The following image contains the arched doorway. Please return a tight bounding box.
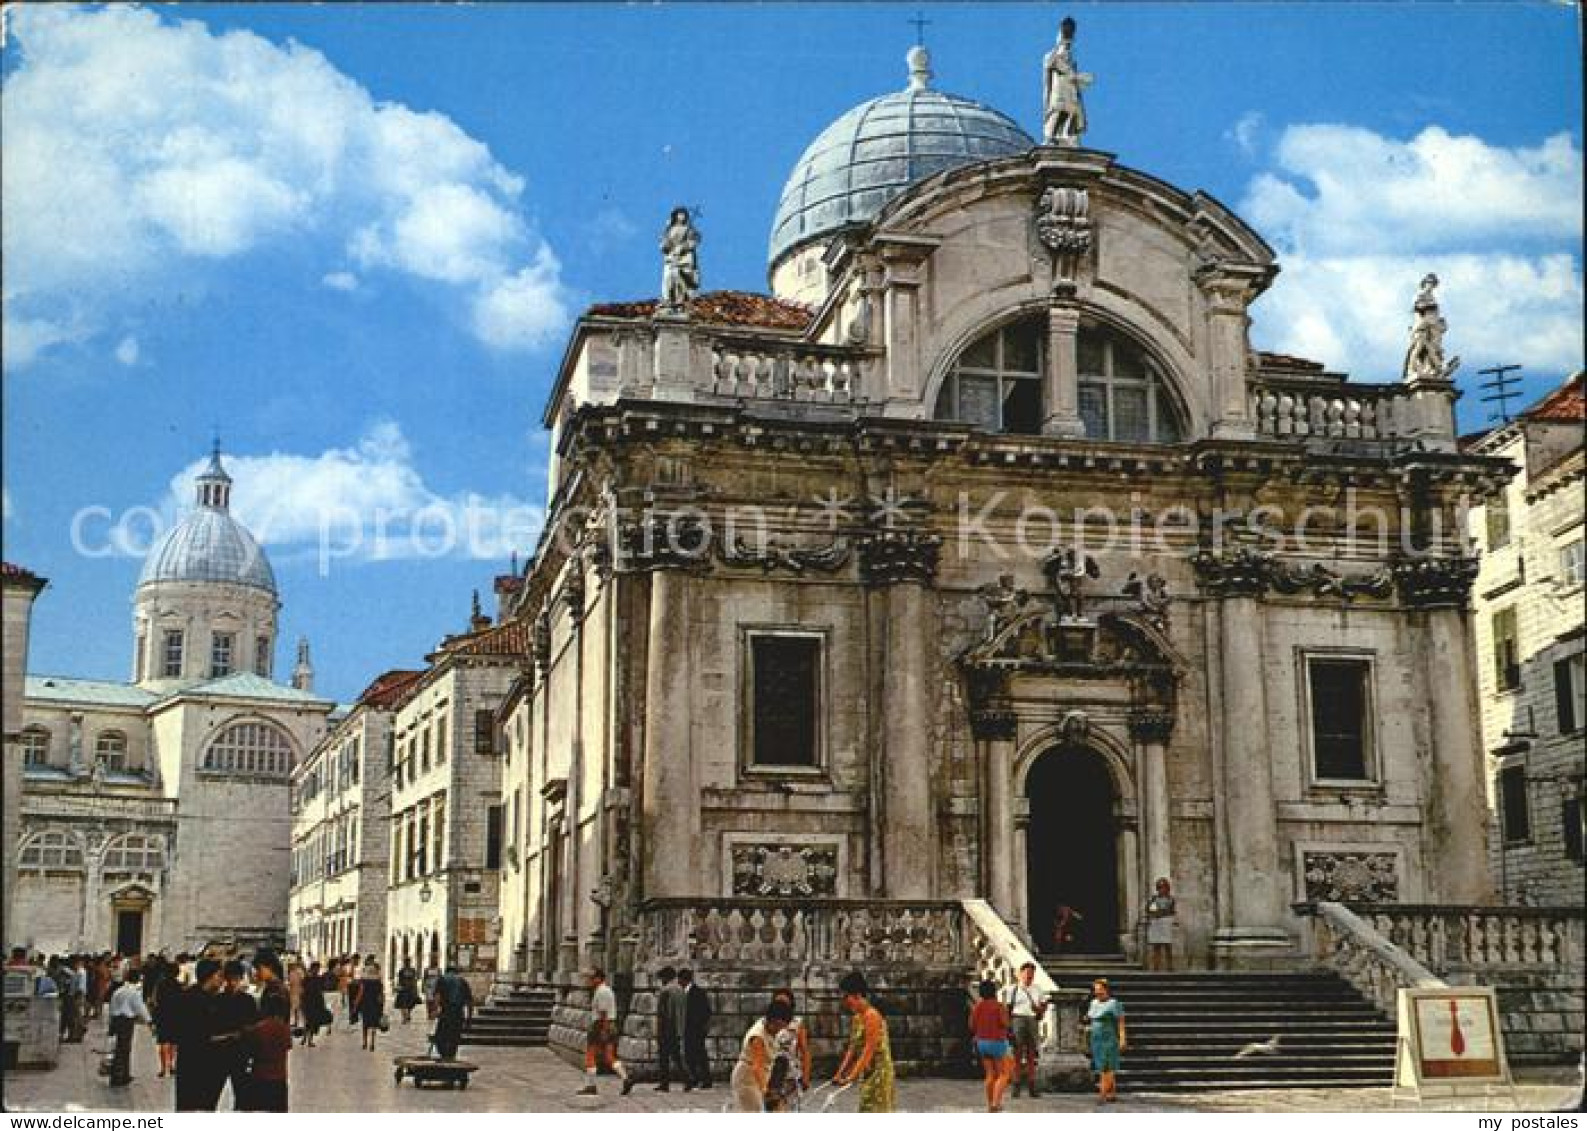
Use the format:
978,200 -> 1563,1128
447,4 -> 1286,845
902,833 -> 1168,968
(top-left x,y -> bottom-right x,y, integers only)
1025,748 -> 1120,955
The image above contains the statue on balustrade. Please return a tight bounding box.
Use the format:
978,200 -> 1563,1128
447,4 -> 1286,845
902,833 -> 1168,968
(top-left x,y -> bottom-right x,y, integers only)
660,207 -> 701,311
1402,273 -> 1460,383
1043,17 -> 1092,146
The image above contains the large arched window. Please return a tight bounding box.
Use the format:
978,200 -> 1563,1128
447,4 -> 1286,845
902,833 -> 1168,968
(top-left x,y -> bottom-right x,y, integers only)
19,830 -> 84,871
95,730 -> 129,772
20,726 -> 51,767
202,719 -> 294,777
935,317 -> 1184,442
103,833 -> 164,873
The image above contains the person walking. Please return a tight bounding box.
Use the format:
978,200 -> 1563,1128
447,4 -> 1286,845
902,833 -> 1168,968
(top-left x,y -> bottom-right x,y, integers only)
336,957 -> 355,1027
1004,962 -> 1047,1098
833,971 -> 895,1113
576,968 -> 634,1097
106,969 -> 153,1087
1085,978 -> 1127,1103
768,988 -> 812,1111
353,958 -> 385,1051
394,960 -> 421,1024
430,965 -> 475,1060
215,959 -> 260,1110
679,968 -> 713,1091
1144,878 -> 1177,972
286,957 -> 304,1030
172,959 -> 228,1111
970,979 -> 1014,1112
241,991 -> 292,1112
299,962 -> 330,1047
730,999 -> 794,1112
145,958 -> 180,1078
653,966 -> 687,1092
421,960 -> 442,1020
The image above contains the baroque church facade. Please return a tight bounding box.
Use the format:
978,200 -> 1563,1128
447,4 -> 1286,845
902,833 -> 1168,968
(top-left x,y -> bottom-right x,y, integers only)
491,27 -> 1505,1017
9,449 -> 334,956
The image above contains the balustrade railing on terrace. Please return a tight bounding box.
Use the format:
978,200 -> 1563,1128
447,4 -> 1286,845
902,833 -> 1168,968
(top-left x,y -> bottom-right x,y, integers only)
1295,901 -> 1445,1015
707,338 -> 873,404
1251,378 -> 1415,441
635,898 -> 966,969
1347,904 -> 1585,975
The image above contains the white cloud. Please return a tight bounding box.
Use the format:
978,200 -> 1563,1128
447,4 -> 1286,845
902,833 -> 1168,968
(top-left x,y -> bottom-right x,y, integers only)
162,420 -> 546,565
2,5 -> 570,371
472,247 -> 568,351
1243,124 -> 1584,379
1227,111 -> 1265,158
114,336 -> 140,366
320,271 -> 359,292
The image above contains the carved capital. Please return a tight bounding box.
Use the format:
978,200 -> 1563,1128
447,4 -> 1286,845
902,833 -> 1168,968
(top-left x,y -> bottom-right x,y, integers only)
532,610 -> 552,674
1035,186 -> 1092,292
970,708 -> 1018,742
616,513 -> 712,572
1189,547 -> 1272,598
1127,710 -> 1175,745
857,528 -> 941,586
1393,554 -> 1480,610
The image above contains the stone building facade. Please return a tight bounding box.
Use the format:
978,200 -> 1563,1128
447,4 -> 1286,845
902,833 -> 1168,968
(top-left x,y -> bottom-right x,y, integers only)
288,669 -> 419,961
1469,374 -> 1585,905
3,562 -> 49,933
384,611 -> 521,988
491,33 -> 1508,1050
9,450 -> 334,955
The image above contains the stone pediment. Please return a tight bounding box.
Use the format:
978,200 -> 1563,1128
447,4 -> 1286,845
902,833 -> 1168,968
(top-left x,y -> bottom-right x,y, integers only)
960,603 -> 1182,678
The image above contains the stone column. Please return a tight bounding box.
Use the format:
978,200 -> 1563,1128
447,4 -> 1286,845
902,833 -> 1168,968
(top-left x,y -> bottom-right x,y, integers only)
1196,267 -> 1265,440
1043,301 -> 1086,437
640,568 -> 699,899
973,704 -> 1019,919
861,530 -> 941,900
1129,712 -> 1174,892
1400,558 -> 1492,902
1117,816 -> 1141,958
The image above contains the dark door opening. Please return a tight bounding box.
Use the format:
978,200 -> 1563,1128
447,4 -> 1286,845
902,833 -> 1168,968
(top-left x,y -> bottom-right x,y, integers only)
1025,748 -> 1120,954
115,908 -> 144,955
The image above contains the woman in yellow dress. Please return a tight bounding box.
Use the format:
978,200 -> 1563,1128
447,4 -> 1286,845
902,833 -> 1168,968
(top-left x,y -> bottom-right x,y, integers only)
833,971 -> 895,1113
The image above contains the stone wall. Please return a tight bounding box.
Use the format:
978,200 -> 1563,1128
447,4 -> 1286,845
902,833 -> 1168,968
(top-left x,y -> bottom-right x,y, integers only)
1482,969 -> 1586,1064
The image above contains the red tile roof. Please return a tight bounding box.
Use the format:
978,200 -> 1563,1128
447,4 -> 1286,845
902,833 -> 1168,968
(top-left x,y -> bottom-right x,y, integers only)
1,561 -> 45,587
1256,351 -> 1328,373
494,574 -> 524,595
1524,372 -> 1585,422
586,290 -> 814,332
356,669 -> 424,709
437,617 -> 533,658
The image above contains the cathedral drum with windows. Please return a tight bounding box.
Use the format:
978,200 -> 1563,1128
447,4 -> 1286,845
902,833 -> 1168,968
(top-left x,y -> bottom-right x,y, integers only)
493,27 -> 1512,1074
10,448 -> 333,956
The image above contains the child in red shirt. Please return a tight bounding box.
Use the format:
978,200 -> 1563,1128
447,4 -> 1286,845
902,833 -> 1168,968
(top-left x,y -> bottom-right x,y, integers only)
243,993 -> 292,1112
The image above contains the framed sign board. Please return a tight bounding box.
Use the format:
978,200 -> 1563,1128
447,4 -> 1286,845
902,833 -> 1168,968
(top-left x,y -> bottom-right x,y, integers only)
1394,987 -> 1514,1100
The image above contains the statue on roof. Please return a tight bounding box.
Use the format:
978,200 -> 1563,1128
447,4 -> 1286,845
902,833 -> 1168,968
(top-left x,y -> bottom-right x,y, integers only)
1402,273 -> 1460,384
1043,17 -> 1093,147
660,207 -> 701,312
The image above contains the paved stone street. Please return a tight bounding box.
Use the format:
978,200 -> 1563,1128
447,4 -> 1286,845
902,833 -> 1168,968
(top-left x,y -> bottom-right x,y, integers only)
7,1015 -> 1581,1114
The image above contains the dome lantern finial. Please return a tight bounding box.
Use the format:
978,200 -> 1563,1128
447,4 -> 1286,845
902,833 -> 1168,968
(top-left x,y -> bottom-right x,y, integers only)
906,44 -> 932,91
195,440 -> 233,511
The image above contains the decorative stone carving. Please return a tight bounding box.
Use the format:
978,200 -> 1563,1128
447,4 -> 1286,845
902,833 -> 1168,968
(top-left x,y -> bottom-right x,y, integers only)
976,574 -> 1033,645
659,207 -> 700,312
1302,850 -> 1400,903
1393,554 -> 1480,609
1401,273 -> 1460,385
1267,561 -> 1395,601
1189,547 -> 1271,598
729,842 -> 840,898
561,566 -> 586,617
1043,547 -> 1100,620
716,532 -> 851,574
532,610 -> 552,674
857,529 -> 941,586
970,707 -> 1018,742
1121,572 -> 1171,629
1042,17 -> 1092,147
1127,710 -> 1175,744
1057,710 -> 1091,746
617,513 -> 711,571
1190,548 -> 1397,602
1035,186 -> 1091,289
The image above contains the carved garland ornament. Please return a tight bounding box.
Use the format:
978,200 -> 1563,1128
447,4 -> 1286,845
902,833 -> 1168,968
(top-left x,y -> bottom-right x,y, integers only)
730,842 -> 839,898
1035,186 -> 1092,290
716,533 -> 851,575
1190,548 -> 1455,605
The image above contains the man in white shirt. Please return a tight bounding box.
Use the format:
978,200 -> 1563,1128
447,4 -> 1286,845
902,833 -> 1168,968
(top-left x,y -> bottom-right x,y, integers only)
577,968 -> 634,1097
107,969 -> 153,1087
1004,963 -> 1047,1099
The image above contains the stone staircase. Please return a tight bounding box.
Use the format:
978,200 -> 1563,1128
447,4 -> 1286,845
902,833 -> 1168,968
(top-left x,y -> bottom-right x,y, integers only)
1042,964 -> 1397,1092
461,981 -> 555,1048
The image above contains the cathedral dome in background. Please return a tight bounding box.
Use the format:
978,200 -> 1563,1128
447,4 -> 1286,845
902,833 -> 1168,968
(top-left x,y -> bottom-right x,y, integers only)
768,46 -> 1035,270
137,447 -> 277,595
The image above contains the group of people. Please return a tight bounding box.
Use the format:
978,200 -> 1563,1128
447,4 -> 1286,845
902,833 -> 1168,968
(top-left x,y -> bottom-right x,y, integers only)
971,963 -> 1127,1110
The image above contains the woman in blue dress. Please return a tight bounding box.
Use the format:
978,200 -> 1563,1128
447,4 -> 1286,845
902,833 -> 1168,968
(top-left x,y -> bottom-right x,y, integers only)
1085,978 -> 1126,1102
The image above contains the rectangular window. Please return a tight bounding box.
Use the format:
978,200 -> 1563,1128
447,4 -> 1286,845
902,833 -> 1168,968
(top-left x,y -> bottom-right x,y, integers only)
162,630 -> 185,678
474,709 -> 495,754
1308,658 -> 1372,781
750,635 -> 821,769
421,728 -> 431,772
1563,799 -> 1584,863
436,715 -> 449,762
1561,540 -> 1586,586
1485,492 -> 1511,550
1492,607 -> 1520,692
209,632 -> 234,678
1556,654 -> 1585,735
485,804 -> 504,870
254,635 -> 271,677
1499,765 -> 1530,843
431,798 -> 446,873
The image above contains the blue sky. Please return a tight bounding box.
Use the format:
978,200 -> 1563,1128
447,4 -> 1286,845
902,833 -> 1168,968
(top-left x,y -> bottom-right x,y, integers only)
3,3 -> 1582,701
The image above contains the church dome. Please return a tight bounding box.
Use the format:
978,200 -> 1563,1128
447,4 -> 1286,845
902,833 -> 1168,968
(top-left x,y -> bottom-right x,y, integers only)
138,448 -> 276,595
768,46 -> 1035,269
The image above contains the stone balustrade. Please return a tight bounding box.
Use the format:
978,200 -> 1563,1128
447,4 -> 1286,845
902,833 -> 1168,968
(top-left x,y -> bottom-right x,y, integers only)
1296,900 -> 1445,1015
1251,379 -> 1413,441
636,897 -> 966,969
708,339 -> 871,403
1349,904 -> 1585,975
